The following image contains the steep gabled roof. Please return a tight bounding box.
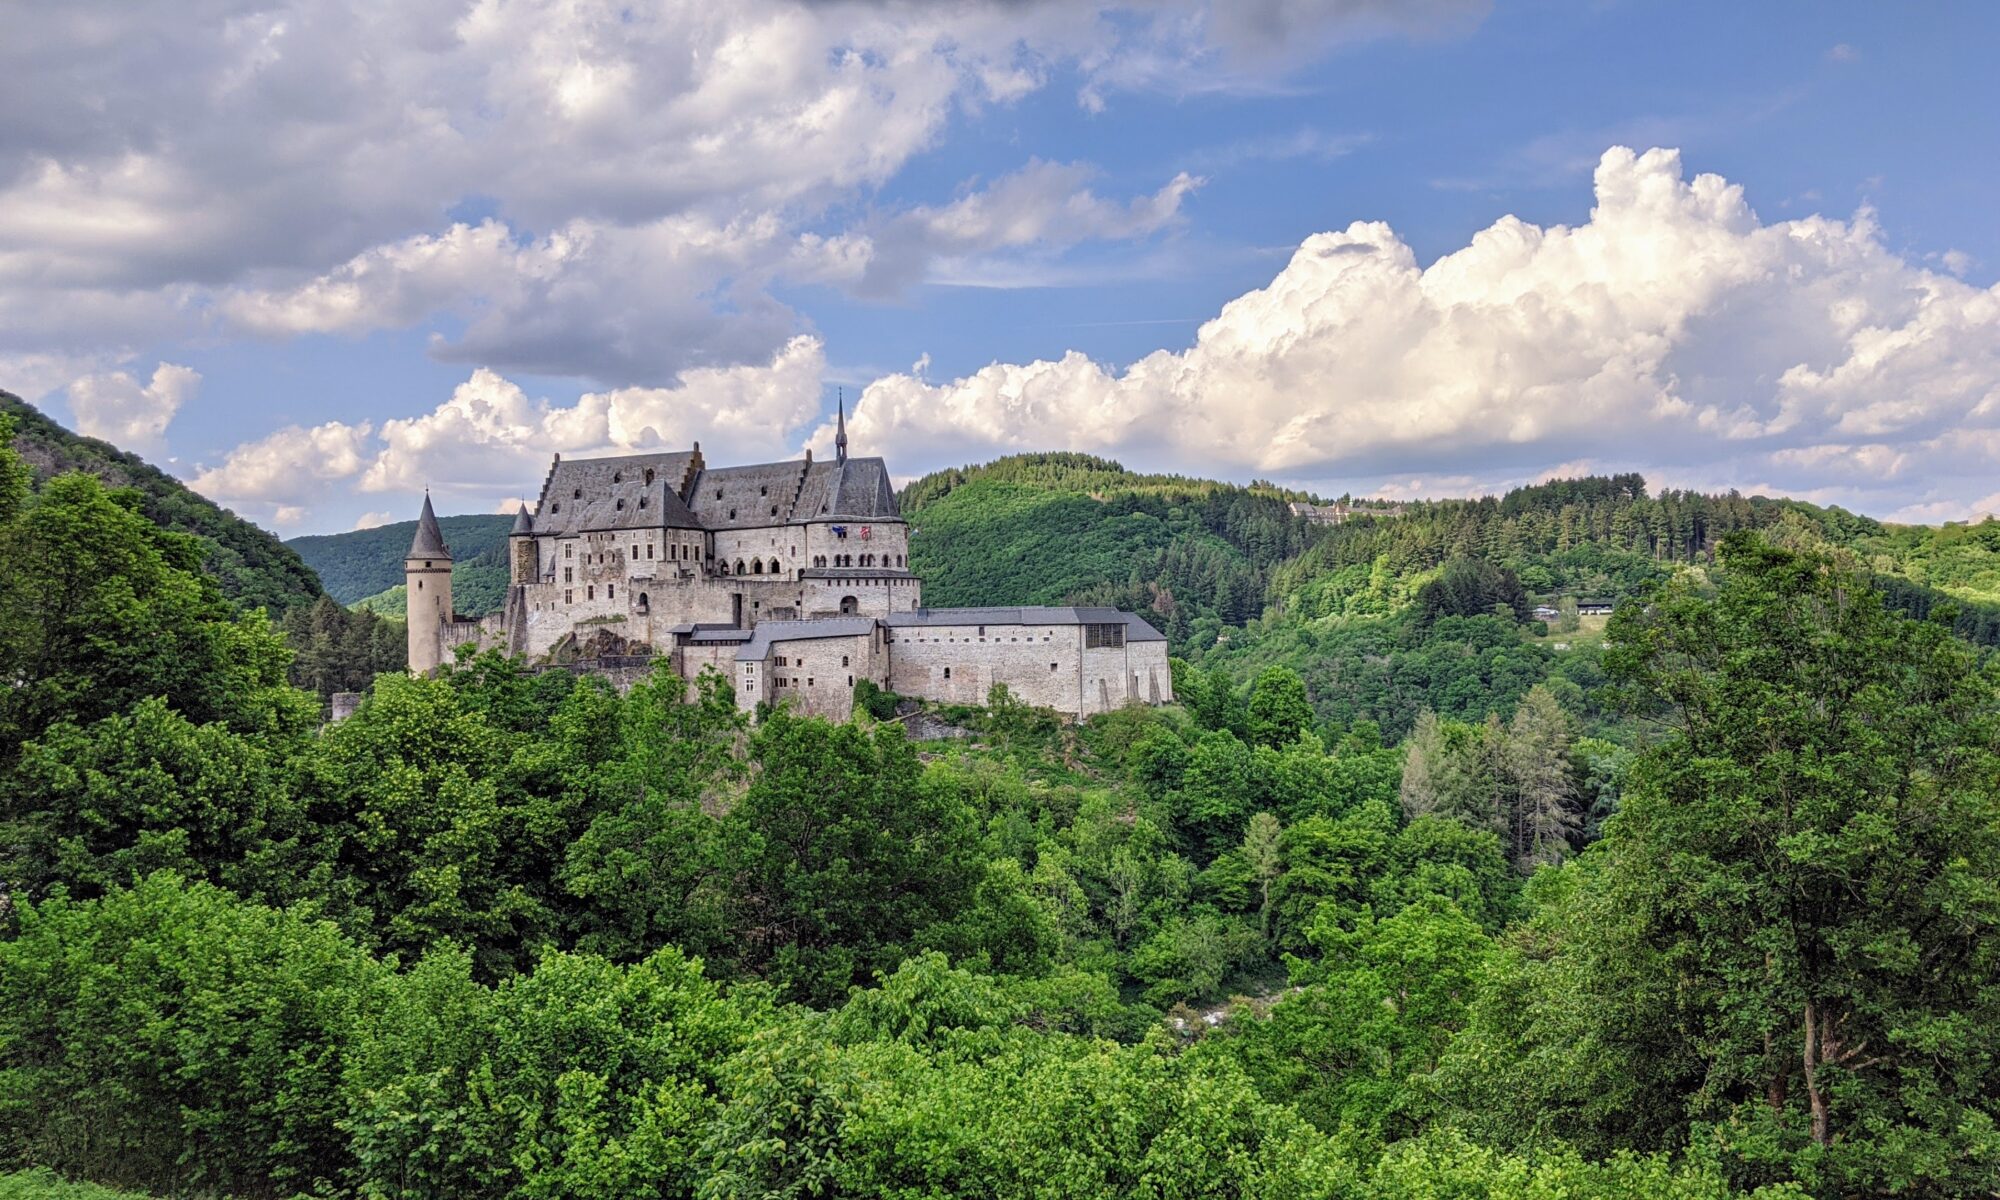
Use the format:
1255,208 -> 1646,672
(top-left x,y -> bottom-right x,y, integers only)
687,459 -> 811,529
407,494 -> 451,559
533,452 -> 701,536
793,456 -> 899,521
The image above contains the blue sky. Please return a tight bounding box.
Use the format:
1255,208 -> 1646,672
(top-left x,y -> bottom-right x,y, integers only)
5,0 -> 1997,533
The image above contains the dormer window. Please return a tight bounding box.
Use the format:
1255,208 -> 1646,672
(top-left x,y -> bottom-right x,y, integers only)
638,496 -> 648,508
550,501 -> 560,513
759,485 -> 767,496
612,471 -> 622,483
615,499 -> 625,510
645,469 -> 655,485
716,488 -> 723,499
728,508 -> 736,519
573,487 -> 582,499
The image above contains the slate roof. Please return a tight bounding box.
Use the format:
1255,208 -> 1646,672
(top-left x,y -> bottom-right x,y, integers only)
520,450 -> 901,537
668,623 -> 755,644
799,567 -> 918,580
510,503 -> 534,535
533,452 -> 702,536
794,457 -> 900,521
408,494 -> 451,558
687,459 -> 810,529
882,606 -> 1167,642
733,617 -> 881,662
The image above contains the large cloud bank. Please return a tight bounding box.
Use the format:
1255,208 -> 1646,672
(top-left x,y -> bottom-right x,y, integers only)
0,0 -> 1448,390
192,147 -> 2000,528
824,147 -> 2000,522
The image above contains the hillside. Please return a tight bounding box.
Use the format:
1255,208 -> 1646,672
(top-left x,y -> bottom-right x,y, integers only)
1,391 -> 324,613
288,513 -> 514,613
903,453 -> 1324,648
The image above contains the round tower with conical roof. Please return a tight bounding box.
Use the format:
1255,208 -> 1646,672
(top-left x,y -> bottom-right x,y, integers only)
508,501 -> 537,585
405,492 -> 453,674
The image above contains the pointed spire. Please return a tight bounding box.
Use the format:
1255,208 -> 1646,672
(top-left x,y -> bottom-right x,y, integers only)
407,491 -> 452,559
835,387 -> 848,464
510,500 -> 534,536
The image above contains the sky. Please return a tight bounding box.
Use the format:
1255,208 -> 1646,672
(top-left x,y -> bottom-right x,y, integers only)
5,0 -> 1999,535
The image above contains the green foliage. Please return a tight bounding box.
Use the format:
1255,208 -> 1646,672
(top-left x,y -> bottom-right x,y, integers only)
2,392 -> 323,613
0,875 -> 387,1197
1246,664 -> 1313,748
0,468 -> 312,759
280,592 -> 407,701
730,712 -> 981,1004
852,675 -> 899,720
0,1170 -> 165,1200
901,453 -> 1321,647
5,427 -> 1998,1200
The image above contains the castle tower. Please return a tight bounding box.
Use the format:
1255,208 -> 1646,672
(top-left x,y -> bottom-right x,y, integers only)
405,492 -> 453,675
508,502 -> 536,585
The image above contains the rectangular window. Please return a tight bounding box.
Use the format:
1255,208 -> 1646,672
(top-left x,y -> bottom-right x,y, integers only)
564,589 -> 572,604
841,655 -> 849,666
607,585 -> 614,599
807,678 -> 814,688
1084,623 -> 1125,649
943,667 -> 951,679
587,585 -> 595,600
566,543 -> 573,558
647,544 -> 654,559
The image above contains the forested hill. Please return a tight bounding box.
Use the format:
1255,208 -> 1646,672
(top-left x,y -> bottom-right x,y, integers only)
288,513 -> 514,613
903,453 -> 1323,644
0,391 -> 323,613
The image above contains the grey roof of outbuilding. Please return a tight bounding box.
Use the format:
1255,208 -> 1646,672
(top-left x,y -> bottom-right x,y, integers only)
408,494 -> 451,558
671,623 -> 754,644
882,606 -> 1167,642
799,567 -> 918,580
533,452 -> 702,536
733,617 -> 881,662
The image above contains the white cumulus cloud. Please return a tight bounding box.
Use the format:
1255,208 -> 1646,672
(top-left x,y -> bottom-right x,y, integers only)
64,362 -> 199,457
816,147 -> 2000,518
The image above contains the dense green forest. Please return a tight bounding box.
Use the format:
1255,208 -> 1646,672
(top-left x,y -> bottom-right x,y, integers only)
288,512 -> 514,612
0,396 -> 404,706
2,410 -> 1997,1198
1,392 -> 324,613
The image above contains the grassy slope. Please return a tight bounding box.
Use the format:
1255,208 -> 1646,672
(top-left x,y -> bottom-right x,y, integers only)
288,513 -> 514,613
2,391 -> 324,613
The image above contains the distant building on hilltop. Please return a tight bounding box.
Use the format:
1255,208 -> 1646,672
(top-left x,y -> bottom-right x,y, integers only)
1287,500 -> 1410,525
405,411 -> 1171,721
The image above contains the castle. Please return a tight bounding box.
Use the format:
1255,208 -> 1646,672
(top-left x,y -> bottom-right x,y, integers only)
404,411 -> 1173,721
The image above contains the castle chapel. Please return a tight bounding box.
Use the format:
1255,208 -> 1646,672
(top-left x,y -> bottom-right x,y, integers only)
405,413 -> 1172,721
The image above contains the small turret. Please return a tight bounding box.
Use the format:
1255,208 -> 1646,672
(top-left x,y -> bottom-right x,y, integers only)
508,501 -> 538,585
404,492 -> 454,675
835,388 -> 848,465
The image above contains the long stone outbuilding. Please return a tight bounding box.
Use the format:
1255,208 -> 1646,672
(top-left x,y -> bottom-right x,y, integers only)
404,414 -> 1172,721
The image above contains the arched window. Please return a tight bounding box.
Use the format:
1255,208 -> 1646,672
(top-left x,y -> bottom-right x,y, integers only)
839,595 -> 858,615
644,468 -> 655,485
768,558 -> 780,575
751,559 -> 763,575
735,559 -> 747,575
717,560 -> 730,576
637,592 -> 649,610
